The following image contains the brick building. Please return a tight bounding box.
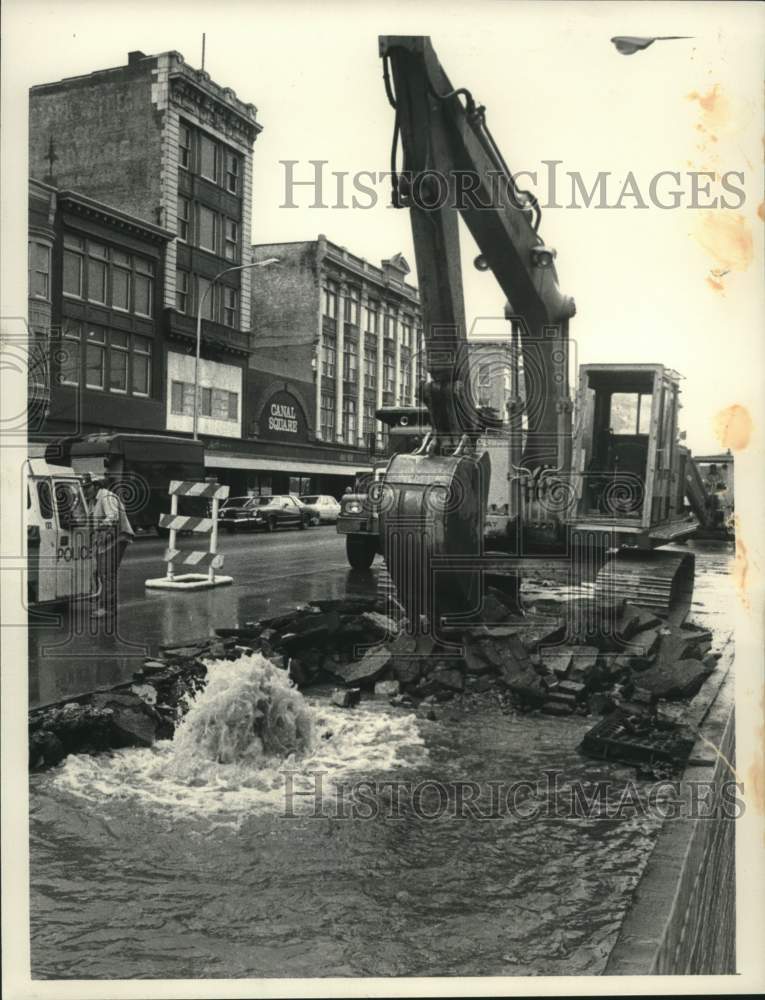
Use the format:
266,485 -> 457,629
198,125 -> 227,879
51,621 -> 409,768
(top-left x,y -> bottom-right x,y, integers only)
29,49 -> 261,446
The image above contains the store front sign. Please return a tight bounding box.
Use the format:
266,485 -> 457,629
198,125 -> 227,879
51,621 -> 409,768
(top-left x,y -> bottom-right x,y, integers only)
259,390 -> 308,442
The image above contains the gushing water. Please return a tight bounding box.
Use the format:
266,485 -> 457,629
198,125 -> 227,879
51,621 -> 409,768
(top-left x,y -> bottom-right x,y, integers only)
172,654 -> 314,765
49,653 -> 426,817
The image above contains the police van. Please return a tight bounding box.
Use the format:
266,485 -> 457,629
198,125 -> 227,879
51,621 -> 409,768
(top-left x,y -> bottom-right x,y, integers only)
26,458 -> 98,606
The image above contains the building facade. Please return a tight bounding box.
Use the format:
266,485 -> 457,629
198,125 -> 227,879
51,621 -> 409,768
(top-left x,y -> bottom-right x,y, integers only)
29,49 -> 261,446
28,183 -> 173,443
244,236 -> 424,480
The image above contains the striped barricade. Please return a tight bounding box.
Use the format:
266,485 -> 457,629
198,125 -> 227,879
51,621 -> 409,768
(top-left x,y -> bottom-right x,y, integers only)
145,479 -> 233,592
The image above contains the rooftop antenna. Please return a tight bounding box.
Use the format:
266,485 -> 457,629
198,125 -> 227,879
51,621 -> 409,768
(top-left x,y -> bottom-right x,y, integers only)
201,33 -> 206,71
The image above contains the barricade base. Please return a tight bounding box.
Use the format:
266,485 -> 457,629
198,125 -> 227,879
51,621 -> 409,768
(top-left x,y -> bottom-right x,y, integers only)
144,574 -> 234,591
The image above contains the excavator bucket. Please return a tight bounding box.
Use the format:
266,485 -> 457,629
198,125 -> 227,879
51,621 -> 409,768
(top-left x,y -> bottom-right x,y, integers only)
378,449 -> 491,632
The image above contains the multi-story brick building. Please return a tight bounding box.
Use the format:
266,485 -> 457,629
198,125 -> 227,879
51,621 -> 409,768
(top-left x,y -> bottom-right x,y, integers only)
27,182 -> 173,441
216,236 -> 424,495
29,49 -> 261,445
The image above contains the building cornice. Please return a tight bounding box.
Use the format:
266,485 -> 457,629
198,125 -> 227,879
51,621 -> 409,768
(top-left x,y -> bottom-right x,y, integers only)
58,191 -> 175,245
169,61 -> 262,146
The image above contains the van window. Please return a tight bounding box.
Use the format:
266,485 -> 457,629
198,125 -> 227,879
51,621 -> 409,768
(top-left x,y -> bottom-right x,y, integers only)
54,481 -> 87,529
37,481 -> 53,520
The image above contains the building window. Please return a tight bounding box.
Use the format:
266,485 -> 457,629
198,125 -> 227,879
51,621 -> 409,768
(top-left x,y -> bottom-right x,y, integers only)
222,286 -> 238,328
198,276 -> 214,321
87,241 -> 108,304
320,392 -> 335,439
171,381 -> 238,422
322,336 -> 336,378
343,397 -> 357,441
176,270 -> 189,313
198,205 -> 217,253
343,338 -> 357,381
59,324 -> 81,386
323,281 -> 338,319
134,257 -> 153,317
133,335 -> 151,396
63,235 -> 84,298
364,349 -> 376,390
383,308 -> 394,341
401,318 -> 413,348
199,133 -> 218,182
225,151 -> 240,194
109,330 -> 129,393
365,301 -> 379,334
85,326 -> 106,389
177,196 -> 190,242
224,219 -> 239,261
29,242 -> 50,299
383,353 -> 395,393
363,401 -> 376,436
111,250 -> 131,311
401,363 -> 411,403
344,286 -> 360,325
179,123 -> 192,169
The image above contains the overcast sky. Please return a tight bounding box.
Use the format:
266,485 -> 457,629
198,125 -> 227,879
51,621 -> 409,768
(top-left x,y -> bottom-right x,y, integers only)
3,0 -> 763,453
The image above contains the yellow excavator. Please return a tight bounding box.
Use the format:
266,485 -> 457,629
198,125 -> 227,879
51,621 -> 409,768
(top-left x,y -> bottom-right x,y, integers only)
376,36 -> 697,633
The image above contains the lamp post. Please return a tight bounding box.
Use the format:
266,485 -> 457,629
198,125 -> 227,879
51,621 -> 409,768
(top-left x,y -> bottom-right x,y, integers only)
193,257 -> 279,440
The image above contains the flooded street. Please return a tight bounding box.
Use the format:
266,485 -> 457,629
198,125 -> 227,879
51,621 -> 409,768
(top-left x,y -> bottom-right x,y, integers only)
29,540 -> 735,979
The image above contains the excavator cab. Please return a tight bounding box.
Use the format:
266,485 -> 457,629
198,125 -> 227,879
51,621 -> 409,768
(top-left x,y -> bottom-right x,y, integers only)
569,364 -> 697,618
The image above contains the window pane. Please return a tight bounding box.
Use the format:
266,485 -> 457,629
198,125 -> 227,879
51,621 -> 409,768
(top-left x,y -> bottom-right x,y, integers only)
200,135 -> 217,181
133,353 -> 150,395
176,270 -> 188,313
171,381 -> 184,414
60,333 -> 80,385
88,258 -> 107,303
182,384 -> 196,415
89,241 -> 108,259
198,276 -> 214,320
112,250 -> 130,267
86,336 -> 104,389
177,197 -> 189,241
64,233 -> 84,250
63,251 -> 82,296
638,393 -> 652,435
112,267 -> 130,310
110,346 -> 128,392
227,392 -> 238,420
610,393 -> 639,435
201,387 -> 212,416
134,273 -> 152,315
37,481 -> 53,520
111,330 -> 128,349
198,206 -> 216,252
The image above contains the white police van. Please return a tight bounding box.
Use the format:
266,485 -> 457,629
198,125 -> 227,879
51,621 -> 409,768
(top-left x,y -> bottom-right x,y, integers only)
26,458 -> 98,606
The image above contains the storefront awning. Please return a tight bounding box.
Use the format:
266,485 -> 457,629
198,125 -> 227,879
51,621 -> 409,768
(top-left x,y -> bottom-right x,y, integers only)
205,454 -> 372,476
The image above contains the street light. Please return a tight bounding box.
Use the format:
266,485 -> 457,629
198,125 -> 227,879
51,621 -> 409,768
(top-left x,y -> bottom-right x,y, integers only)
193,257 -> 280,440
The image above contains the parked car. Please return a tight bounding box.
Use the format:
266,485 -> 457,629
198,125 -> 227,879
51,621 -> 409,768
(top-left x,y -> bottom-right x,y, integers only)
299,494 -> 342,525
218,496 -> 260,532
219,494 -> 312,532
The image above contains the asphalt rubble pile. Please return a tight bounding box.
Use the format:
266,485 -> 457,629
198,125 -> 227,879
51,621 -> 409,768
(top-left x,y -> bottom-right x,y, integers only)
29,587 -> 722,775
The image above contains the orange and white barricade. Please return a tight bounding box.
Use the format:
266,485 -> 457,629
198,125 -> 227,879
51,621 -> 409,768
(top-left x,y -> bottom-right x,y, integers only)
145,480 -> 233,591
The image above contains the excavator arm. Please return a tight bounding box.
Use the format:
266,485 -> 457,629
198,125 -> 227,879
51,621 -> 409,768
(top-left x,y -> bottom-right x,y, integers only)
380,35 -> 575,465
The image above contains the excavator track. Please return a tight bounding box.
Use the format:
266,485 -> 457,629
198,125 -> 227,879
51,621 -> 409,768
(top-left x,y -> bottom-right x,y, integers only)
594,549 -> 695,622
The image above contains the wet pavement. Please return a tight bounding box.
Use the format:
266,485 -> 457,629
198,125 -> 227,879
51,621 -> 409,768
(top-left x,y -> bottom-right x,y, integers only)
29,526 -> 368,707
27,538 -> 736,979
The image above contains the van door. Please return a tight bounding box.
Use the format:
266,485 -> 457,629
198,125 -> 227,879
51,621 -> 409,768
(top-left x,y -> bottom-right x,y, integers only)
52,479 -> 96,602
30,478 -> 59,604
